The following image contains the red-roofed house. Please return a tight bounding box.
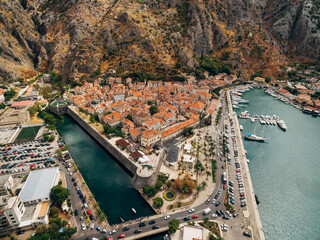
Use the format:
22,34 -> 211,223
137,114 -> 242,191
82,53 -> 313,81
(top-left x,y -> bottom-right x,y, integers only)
102,112 -> 123,127
11,101 -> 34,109
189,101 -> 206,113
140,129 -> 161,147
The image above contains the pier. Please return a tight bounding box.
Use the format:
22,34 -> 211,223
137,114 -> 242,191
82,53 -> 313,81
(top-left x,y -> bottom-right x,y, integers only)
237,111 -> 287,130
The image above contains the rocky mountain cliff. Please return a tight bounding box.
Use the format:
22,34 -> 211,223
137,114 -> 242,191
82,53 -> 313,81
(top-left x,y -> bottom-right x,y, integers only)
0,0 -> 319,82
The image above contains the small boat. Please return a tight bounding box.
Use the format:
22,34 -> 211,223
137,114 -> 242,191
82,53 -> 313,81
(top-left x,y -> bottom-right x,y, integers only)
250,118 -> 255,123
164,234 -> 170,240
120,217 -> 125,223
247,159 -> 250,163
277,120 -> 287,131
240,125 -> 243,131
132,208 -> 136,214
255,194 -> 260,205
245,133 -> 266,142
259,119 -> 266,125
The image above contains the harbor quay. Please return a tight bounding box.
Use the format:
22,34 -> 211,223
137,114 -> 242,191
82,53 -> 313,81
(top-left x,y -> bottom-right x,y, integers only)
226,89 -> 265,240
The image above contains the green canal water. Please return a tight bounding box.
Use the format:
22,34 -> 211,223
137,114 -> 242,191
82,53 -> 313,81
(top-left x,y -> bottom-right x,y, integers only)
235,88 -> 320,240
57,115 -> 154,225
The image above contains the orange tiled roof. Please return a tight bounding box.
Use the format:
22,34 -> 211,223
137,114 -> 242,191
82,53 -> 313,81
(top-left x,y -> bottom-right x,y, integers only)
141,129 -> 160,139
189,101 -> 205,110
161,119 -> 197,138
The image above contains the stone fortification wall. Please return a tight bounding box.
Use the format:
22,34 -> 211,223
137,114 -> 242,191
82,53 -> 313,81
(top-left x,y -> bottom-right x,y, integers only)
66,106 -> 138,175
66,106 -> 157,190
131,148 -> 166,189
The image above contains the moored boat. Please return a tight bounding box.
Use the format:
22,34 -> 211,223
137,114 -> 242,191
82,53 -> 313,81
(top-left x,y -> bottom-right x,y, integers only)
277,120 -> 287,131
244,133 -> 266,142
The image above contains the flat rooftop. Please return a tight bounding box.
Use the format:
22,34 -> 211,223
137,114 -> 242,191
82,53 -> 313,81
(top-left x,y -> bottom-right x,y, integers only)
20,167 -> 59,202
183,225 -> 203,240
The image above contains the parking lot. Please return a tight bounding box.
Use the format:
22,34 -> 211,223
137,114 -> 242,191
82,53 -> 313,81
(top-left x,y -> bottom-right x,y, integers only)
0,138 -> 63,175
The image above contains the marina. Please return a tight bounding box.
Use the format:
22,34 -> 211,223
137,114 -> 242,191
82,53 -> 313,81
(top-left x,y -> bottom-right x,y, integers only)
237,110 -> 287,131
235,88 -> 320,240
232,85 -> 320,117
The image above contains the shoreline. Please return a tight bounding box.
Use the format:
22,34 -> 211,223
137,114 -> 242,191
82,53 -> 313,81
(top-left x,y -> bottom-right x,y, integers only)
227,89 -> 265,240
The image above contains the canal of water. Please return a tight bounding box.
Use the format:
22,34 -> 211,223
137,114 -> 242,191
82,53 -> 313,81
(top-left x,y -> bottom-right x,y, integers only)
235,88 -> 320,240
57,115 -> 154,225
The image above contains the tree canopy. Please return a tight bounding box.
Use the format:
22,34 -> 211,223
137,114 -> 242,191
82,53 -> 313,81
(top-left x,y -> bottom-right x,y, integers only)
149,105 -> 158,115
153,197 -> 164,208
169,219 -> 180,234
143,185 -> 158,198
50,185 -> 70,208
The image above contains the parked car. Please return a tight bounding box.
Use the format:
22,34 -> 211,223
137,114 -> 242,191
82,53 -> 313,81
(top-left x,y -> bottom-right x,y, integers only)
152,225 -> 160,229
148,220 -> 155,225
122,226 -> 130,231
134,229 -> 142,234
184,216 -> 191,221
118,234 -> 125,238
188,208 -> 195,213
139,222 -> 146,227
17,230 -> 25,235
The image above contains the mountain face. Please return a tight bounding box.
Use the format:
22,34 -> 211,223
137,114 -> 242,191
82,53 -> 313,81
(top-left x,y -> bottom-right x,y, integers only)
0,0 -> 319,82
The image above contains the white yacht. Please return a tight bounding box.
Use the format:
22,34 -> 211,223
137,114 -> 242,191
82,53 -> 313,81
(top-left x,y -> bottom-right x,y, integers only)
277,120 -> 287,131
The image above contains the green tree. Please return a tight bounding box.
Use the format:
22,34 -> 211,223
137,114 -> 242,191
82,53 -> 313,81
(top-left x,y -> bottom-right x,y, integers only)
196,185 -> 202,193
206,171 -> 211,180
47,124 -> 57,130
166,180 -> 172,188
142,185 -> 158,197
4,89 -> 16,101
149,105 -> 158,115
153,197 -> 164,208
50,185 -> 70,208
64,144 -> 70,151
49,206 -> 59,218
169,219 -> 180,234
147,100 -> 153,105
265,76 -> 271,83
0,103 -> 5,109
203,217 -> 209,225
126,114 -> 133,122
55,149 -> 62,157
28,106 -> 37,117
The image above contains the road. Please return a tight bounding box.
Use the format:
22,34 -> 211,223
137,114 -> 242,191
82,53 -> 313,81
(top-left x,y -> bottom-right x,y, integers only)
69,90 -> 259,240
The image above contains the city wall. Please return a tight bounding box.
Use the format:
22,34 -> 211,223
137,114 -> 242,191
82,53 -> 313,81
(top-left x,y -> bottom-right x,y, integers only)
65,106 -> 157,189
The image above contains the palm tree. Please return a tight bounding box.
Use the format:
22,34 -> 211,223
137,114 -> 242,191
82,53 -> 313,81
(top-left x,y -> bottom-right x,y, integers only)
196,185 -> 202,193
181,184 -> 189,193
201,181 -> 207,188
206,171 -> 211,180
